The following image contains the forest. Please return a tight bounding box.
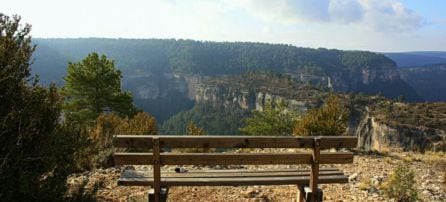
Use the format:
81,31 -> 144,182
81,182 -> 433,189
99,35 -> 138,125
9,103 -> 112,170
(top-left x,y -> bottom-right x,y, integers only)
32,38 -> 396,84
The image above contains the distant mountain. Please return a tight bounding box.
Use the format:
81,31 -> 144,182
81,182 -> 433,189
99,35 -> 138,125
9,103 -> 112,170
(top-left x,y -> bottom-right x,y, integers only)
398,64 -> 446,101
408,51 -> 446,59
385,52 -> 446,67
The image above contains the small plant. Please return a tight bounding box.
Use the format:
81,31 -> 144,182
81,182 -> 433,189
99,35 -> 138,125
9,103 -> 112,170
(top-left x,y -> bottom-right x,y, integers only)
381,164 -> 419,202
359,178 -> 372,191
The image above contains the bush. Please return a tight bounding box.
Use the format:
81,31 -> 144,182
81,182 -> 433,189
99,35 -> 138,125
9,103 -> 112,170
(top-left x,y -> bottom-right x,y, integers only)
75,112 -> 157,170
293,94 -> 349,136
240,102 -> 298,136
381,165 -> 419,202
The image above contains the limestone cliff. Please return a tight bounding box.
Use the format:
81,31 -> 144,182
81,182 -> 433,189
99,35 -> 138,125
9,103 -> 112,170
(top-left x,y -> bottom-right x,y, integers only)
355,107 -> 445,152
194,73 -> 323,113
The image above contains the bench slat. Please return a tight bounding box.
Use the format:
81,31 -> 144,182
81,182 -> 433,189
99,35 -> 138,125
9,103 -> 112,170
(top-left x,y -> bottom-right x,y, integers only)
164,168 -> 340,173
114,152 -> 353,165
114,135 -> 357,149
118,174 -> 348,186
121,170 -> 344,178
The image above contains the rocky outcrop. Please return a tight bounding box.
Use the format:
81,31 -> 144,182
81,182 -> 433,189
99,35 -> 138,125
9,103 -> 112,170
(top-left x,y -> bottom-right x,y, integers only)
294,64 -> 402,92
194,85 -> 315,114
355,109 -> 445,152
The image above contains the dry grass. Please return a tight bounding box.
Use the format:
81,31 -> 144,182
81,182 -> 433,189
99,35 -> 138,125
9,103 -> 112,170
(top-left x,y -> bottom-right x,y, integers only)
424,152 -> 446,172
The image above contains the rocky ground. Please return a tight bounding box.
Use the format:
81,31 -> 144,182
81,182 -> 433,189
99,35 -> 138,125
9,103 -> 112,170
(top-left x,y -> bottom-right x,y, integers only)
66,151 -> 446,201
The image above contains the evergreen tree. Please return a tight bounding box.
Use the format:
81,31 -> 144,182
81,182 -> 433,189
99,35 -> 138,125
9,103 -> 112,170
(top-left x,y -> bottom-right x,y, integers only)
0,13 -> 78,201
62,53 -> 137,124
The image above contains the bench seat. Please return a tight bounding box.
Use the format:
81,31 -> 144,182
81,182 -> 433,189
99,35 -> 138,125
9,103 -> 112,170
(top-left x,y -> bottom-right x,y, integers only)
118,168 -> 348,186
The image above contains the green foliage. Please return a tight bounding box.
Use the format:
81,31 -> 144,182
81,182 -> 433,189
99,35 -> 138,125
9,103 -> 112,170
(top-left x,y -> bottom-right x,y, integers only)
162,103 -> 250,135
381,165 -> 419,202
62,52 -> 138,125
240,102 -> 298,136
0,14 -> 80,201
33,38 -> 395,78
293,95 -> 349,136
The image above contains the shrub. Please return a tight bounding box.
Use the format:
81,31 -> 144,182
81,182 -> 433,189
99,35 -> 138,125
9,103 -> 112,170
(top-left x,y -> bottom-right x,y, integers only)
76,112 -> 157,170
240,102 -> 298,136
293,94 -> 349,136
359,178 -> 372,191
381,165 -> 419,202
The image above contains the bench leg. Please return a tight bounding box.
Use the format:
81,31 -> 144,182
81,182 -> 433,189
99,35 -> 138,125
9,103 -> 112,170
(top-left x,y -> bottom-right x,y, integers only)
297,185 -> 305,202
303,186 -> 323,202
148,187 -> 168,202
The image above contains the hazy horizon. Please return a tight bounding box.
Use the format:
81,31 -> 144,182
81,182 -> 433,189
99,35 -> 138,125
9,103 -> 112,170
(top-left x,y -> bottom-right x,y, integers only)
4,0 -> 446,52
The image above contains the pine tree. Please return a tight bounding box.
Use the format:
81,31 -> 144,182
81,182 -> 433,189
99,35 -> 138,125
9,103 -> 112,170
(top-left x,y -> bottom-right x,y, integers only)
62,53 -> 137,125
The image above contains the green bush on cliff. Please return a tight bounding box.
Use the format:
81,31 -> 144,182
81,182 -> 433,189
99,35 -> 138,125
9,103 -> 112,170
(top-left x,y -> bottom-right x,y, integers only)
240,102 -> 298,136
293,94 -> 349,136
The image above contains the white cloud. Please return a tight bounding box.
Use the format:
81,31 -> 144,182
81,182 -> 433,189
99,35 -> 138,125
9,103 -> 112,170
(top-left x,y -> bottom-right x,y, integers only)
225,0 -> 330,24
329,0 -> 364,23
225,0 -> 423,33
359,0 -> 423,32
2,0 -> 440,51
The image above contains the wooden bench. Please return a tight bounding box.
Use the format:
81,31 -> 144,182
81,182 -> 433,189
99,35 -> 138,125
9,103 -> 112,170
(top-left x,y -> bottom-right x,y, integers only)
113,135 -> 357,202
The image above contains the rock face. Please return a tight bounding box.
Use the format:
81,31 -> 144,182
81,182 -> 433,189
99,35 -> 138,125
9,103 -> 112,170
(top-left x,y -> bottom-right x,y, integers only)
293,63 -> 419,101
355,109 -> 445,152
194,83 -> 318,114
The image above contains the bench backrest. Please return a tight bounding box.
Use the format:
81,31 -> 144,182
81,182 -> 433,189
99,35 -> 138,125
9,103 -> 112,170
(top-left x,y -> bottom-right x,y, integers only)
114,135 -> 356,166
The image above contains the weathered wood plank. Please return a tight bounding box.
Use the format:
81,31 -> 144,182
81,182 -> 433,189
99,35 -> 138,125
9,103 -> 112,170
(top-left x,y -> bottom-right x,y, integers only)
121,170 -> 344,178
114,135 -> 153,148
152,137 -> 161,202
114,153 -> 154,165
179,168 -> 340,173
161,153 -> 313,165
319,152 -> 354,164
113,135 -> 357,149
118,175 -> 348,186
310,137 -> 321,202
114,152 -> 353,165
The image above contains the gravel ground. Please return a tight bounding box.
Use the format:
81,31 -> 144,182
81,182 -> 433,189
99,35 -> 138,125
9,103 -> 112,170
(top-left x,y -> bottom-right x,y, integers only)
66,151 -> 446,201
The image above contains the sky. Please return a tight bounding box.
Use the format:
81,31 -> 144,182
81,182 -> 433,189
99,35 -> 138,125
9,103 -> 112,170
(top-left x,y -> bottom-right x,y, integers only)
2,0 -> 446,52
